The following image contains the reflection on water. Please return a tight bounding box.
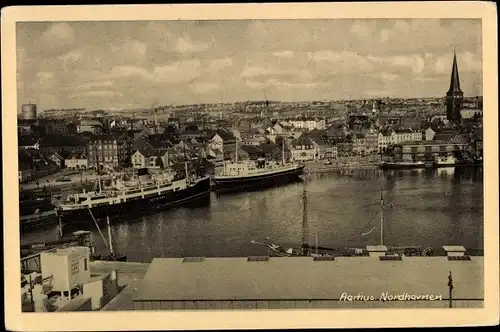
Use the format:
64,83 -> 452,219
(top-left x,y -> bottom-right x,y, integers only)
21,167 -> 484,263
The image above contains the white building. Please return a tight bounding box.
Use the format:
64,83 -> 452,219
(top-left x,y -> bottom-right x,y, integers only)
133,250 -> 483,310
290,135 -> 318,161
288,118 -> 326,131
208,133 -> 224,154
378,128 -> 423,152
77,120 -> 103,135
40,247 -> 91,300
65,153 -> 88,169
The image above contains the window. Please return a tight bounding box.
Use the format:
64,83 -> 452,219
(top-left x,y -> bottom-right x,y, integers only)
379,255 -> 402,261
84,258 -> 88,270
247,256 -> 270,262
447,256 -> 471,261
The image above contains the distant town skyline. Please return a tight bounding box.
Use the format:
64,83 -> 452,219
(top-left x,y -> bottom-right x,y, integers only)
17,19 -> 482,111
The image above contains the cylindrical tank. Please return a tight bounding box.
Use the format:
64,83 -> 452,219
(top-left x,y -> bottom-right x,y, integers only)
21,104 -> 37,120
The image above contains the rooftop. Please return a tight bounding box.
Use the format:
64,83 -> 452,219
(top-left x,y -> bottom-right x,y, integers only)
135,256 -> 483,302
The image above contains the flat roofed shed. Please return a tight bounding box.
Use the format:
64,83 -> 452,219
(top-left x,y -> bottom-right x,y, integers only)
134,256 -> 483,302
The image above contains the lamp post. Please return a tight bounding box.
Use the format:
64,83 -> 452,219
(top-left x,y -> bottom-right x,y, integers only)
448,271 -> 454,308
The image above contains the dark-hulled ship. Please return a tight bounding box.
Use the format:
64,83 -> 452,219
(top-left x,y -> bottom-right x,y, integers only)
55,163 -> 211,225
212,139 -> 305,194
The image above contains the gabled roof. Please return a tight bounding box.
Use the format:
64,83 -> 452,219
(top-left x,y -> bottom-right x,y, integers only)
65,152 -> 87,160
394,128 -> 414,134
259,143 -> 278,154
240,145 -> 262,155
291,134 -> 314,147
40,135 -> 89,147
214,128 -> 236,141
50,152 -> 65,160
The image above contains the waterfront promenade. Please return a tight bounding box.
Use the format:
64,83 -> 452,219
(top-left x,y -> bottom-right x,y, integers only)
303,156 -> 381,174
20,157 -> 382,191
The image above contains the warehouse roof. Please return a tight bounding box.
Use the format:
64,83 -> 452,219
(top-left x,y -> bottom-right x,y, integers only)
135,256 -> 483,302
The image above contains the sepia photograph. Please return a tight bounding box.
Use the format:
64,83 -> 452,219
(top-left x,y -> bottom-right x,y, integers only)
2,2 -> 498,331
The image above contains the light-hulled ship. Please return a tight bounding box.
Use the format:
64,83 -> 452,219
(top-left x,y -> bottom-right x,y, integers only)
212,139 -> 305,194
56,160 -> 211,224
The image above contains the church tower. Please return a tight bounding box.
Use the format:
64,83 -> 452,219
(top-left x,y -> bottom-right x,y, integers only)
446,52 -> 464,123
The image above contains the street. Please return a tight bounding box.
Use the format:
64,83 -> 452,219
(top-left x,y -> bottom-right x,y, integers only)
21,170 -> 103,191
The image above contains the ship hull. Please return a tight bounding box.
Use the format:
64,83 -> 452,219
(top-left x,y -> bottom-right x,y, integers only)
434,162 -> 483,168
59,176 -> 211,226
213,165 -> 305,194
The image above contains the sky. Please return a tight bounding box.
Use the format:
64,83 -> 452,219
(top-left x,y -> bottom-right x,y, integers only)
16,19 -> 482,111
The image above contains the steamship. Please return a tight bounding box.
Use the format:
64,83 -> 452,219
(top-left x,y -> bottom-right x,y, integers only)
56,163 -> 211,224
380,160 -> 426,170
212,139 -> 305,193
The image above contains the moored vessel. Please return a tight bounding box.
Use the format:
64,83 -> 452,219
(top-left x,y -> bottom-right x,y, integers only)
252,187 -> 435,258
380,160 -> 426,170
55,160 -> 211,225
434,154 -> 457,167
213,139 -> 305,194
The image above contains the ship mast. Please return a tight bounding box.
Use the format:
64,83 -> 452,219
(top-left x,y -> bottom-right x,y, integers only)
282,137 -> 285,165
235,138 -> 239,163
94,143 -> 102,192
380,188 -> 384,246
107,215 -> 114,257
301,188 -> 309,256
183,142 -> 189,182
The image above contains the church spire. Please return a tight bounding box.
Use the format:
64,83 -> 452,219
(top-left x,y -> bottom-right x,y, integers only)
445,51 -> 464,123
448,51 -> 462,93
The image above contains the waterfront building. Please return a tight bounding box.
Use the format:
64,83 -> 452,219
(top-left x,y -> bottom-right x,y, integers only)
40,135 -> 88,156
133,250 -> 483,310
336,137 -> 354,157
378,130 -> 392,153
392,140 -> 469,162
290,134 -> 318,161
64,152 -> 89,170
88,133 -> 131,170
364,129 -> 379,154
131,148 -> 170,169
352,133 -> 367,156
446,52 -> 464,123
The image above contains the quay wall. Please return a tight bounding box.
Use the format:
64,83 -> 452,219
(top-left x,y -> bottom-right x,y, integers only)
304,160 -> 381,174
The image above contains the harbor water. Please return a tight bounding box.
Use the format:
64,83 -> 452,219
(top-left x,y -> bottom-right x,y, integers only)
20,167 -> 484,263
